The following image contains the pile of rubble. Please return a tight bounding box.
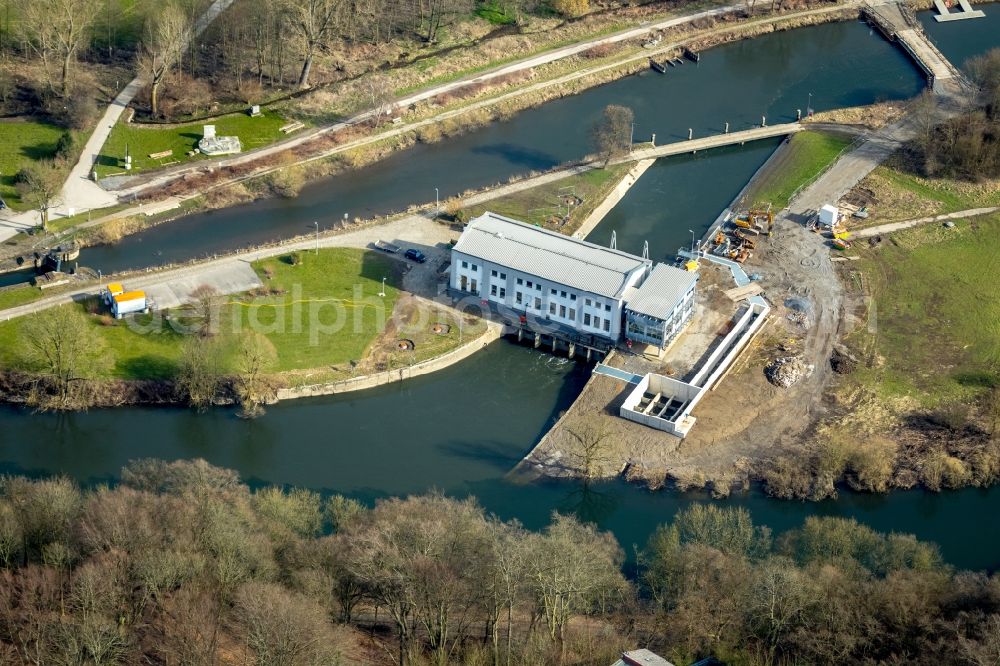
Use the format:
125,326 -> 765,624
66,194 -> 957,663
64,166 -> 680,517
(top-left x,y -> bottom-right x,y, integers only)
765,356 -> 814,388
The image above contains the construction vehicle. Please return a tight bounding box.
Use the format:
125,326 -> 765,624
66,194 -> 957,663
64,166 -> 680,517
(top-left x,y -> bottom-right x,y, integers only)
732,206 -> 774,236
733,229 -> 757,249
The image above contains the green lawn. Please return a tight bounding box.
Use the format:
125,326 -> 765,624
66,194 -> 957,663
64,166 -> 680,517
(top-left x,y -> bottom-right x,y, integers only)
747,131 -> 854,210
0,119 -> 70,210
848,213 -> 1000,407
243,248 -> 402,371
461,164 -> 631,234
95,109 -> 292,177
0,285 -> 49,312
0,248 -> 403,380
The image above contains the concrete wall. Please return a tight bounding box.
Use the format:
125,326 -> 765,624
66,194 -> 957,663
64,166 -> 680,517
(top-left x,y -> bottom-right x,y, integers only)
622,300 -> 770,438
573,159 -> 655,240
275,322 -> 502,401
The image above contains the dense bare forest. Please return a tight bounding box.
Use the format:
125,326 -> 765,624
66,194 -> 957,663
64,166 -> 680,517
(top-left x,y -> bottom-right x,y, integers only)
912,49 -> 1000,180
0,0 -> 550,125
0,458 -> 999,665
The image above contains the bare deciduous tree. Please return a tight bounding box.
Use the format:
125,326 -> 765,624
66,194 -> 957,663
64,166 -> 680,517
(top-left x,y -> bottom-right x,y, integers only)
590,104 -> 633,167
18,306 -> 109,408
140,3 -> 192,117
234,331 -> 278,417
286,0 -> 343,88
15,164 -> 62,232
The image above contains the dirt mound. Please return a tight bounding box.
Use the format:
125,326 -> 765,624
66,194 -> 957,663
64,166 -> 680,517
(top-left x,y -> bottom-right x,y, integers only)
764,356 -> 813,388
830,345 -> 859,374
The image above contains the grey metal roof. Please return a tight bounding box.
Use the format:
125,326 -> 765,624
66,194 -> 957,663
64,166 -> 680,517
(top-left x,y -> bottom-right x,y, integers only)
453,212 -> 650,299
625,263 -> 697,321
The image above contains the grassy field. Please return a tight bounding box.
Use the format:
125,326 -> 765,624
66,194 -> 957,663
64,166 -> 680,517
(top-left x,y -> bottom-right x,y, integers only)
0,120 -> 72,210
845,213 -> 1000,408
0,285 -> 50,311
95,109 -> 292,177
460,164 -> 631,234
855,158 -> 1000,227
745,131 -> 854,210
0,248 -> 403,380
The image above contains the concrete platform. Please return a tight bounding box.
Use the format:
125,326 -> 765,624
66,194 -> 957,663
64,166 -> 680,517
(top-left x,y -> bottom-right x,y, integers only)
933,0 -> 985,21
140,260 -> 262,310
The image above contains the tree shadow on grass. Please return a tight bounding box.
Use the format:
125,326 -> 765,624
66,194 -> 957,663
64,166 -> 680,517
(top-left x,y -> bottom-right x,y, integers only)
19,142 -> 59,161
118,354 -> 179,381
360,250 -> 405,287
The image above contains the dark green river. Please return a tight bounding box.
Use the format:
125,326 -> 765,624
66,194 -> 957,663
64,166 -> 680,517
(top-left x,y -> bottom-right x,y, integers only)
2,12 -> 999,570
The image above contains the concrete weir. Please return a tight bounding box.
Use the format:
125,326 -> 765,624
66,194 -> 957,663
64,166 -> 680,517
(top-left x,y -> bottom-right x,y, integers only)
620,299 -> 769,437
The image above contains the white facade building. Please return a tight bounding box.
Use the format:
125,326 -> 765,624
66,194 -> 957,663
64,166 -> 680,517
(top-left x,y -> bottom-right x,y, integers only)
451,213 -> 650,341
451,212 -> 697,349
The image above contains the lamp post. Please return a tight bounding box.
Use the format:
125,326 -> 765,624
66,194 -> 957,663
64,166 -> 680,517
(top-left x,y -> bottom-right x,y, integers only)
379,277 -> 386,298
807,92 -> 813,116
313,221 -> 319,254
689,229 -> 695,253
435,187 -> 439,215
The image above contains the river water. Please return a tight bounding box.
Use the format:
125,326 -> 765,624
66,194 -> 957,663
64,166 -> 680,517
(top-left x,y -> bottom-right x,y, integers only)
3,15 -> 999,570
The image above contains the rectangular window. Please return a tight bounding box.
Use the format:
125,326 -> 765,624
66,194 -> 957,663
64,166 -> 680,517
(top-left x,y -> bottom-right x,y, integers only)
491,270 -> 497,277
535,284 -> 541,292
550,288 -> 557,296
549,303 -> 556,315
471,279 -> 478,293
515,292 -> 523,305
499,288 -> 506,298
472,264 -> 478,272
584,313 -> 591,326
593,317 -> 601,329
490,285 -> 497,296
570,294 -> 576,301
560,291 -> 567,298
517,278 -> 523,285
605,304 -> 612,312
585,299 -> 591,307
559,305 -> 566,318
569,308 -> 576,320
603,319 -> 611,332
461,261 -> 468,269
526,281 -> 532,288
534,297 -> 541,309
500,273 -> 506,280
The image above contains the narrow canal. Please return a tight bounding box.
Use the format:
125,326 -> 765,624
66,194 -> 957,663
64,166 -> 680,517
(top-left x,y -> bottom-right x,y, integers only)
2,11 -> 999,570
80,18 -> 924,273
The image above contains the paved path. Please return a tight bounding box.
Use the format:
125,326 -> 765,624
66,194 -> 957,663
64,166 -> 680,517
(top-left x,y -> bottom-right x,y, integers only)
0,215 -> 453,321
852,206 -> 1000,238
0,0 -> 238,243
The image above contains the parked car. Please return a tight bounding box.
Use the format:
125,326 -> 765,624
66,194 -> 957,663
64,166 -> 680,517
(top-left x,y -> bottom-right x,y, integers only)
404,248 -> 427,263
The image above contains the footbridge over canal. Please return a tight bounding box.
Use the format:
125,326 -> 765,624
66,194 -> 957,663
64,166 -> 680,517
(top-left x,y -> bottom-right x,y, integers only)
624,122 -> 803,162
861,0 -> 972,95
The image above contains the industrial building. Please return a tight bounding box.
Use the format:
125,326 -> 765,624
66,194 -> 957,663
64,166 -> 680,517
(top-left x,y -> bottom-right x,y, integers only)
450,212 -> 696,352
